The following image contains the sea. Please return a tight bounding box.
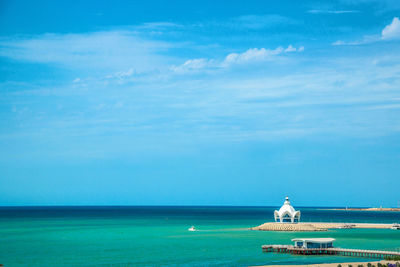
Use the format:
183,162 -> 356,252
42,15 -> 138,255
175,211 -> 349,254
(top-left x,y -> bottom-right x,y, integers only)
1,206 -> 400,266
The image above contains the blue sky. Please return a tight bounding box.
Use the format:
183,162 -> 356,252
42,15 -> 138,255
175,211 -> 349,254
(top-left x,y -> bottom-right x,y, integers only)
1,0 -> 400,206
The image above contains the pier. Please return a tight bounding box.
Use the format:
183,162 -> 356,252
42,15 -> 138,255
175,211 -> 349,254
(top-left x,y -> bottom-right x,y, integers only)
262,245 -> 400,259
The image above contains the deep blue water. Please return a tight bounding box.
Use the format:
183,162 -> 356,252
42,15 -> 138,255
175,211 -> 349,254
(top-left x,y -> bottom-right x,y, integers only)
1,206 -> 400,223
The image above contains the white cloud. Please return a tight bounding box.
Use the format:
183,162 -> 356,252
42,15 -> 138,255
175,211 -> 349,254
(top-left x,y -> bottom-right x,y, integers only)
102,68 -> 137,82
285,45 -> 304,52
332,40 -> 345,46
3,44 -> 400,145
381,17 -> 400,40
114,68 -> 135,79
224,45 -> 303,65
332,39 -> 361,46
171,45 -> 304,73
171,58 -> 215,73
223,47 -> 284,65
333,17 -> 400,45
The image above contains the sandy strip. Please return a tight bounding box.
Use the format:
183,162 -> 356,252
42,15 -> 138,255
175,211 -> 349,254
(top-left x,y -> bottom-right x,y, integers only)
251,222 -> 395,231
253,260 -> 397,267
322,208 -> 400,212
251,223 -> 325,231
312,222 -> 394,229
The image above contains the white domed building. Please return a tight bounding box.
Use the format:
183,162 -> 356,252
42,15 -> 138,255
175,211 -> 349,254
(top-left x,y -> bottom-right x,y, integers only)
274,197 -> 301,223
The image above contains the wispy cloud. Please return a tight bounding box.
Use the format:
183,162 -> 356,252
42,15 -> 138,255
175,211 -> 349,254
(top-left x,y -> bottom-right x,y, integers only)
105,68 -> 136,80
0,31 -> 173,73
332,35 -> 378,45
1,15 -> 400,147
171,45 -> 304,73
127,14 -> 297,35
7,45 -> 400,142
170,58 -> 216,72
227,14 -> 297,29
308,9 -> 359,14
135,22 -> 182,30
0,27 -> 305,86
223,45 -> 304,65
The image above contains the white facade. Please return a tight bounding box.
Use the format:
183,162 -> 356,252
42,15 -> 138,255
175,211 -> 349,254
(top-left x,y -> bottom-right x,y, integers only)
292,238 -> 335,249
274,196 -> 300,223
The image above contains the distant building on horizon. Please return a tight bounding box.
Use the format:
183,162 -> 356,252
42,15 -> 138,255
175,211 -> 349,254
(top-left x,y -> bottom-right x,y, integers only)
274,196 -> 301,223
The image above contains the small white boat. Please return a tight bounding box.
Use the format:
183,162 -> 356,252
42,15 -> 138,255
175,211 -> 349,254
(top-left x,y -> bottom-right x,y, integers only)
188,226 -> 196,231
391,223 -> 400,230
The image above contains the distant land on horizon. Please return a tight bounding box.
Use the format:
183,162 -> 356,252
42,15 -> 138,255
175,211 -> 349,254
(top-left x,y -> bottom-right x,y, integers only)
321,207 -> 400,212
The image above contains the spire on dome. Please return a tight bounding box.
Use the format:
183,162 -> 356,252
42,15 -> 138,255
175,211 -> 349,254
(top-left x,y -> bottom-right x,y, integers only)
284,196 -> 290,205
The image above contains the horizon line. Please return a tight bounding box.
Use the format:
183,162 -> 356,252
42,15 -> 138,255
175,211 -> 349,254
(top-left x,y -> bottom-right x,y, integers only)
0,204 -> 375,208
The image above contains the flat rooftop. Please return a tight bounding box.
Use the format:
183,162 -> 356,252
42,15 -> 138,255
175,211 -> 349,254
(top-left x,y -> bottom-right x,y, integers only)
292,238 -> 335,243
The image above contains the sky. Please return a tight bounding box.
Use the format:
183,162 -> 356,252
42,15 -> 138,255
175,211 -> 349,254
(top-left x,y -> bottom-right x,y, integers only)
0,0 -> 400,207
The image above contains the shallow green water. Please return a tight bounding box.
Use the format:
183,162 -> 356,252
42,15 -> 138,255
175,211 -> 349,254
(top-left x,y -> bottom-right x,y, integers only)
0,207 -> 399,266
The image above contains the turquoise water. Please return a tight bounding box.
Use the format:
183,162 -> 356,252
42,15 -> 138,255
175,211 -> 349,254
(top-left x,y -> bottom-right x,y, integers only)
1,206 -> 400,266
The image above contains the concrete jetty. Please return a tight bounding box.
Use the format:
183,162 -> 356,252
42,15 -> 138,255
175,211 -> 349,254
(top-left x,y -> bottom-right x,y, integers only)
251,222 -> 395,231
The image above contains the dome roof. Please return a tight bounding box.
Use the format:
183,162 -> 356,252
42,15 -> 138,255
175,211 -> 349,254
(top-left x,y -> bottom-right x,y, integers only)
278,202 -> 295,215
277,197 -> 296,217
274,196 -> 300,223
